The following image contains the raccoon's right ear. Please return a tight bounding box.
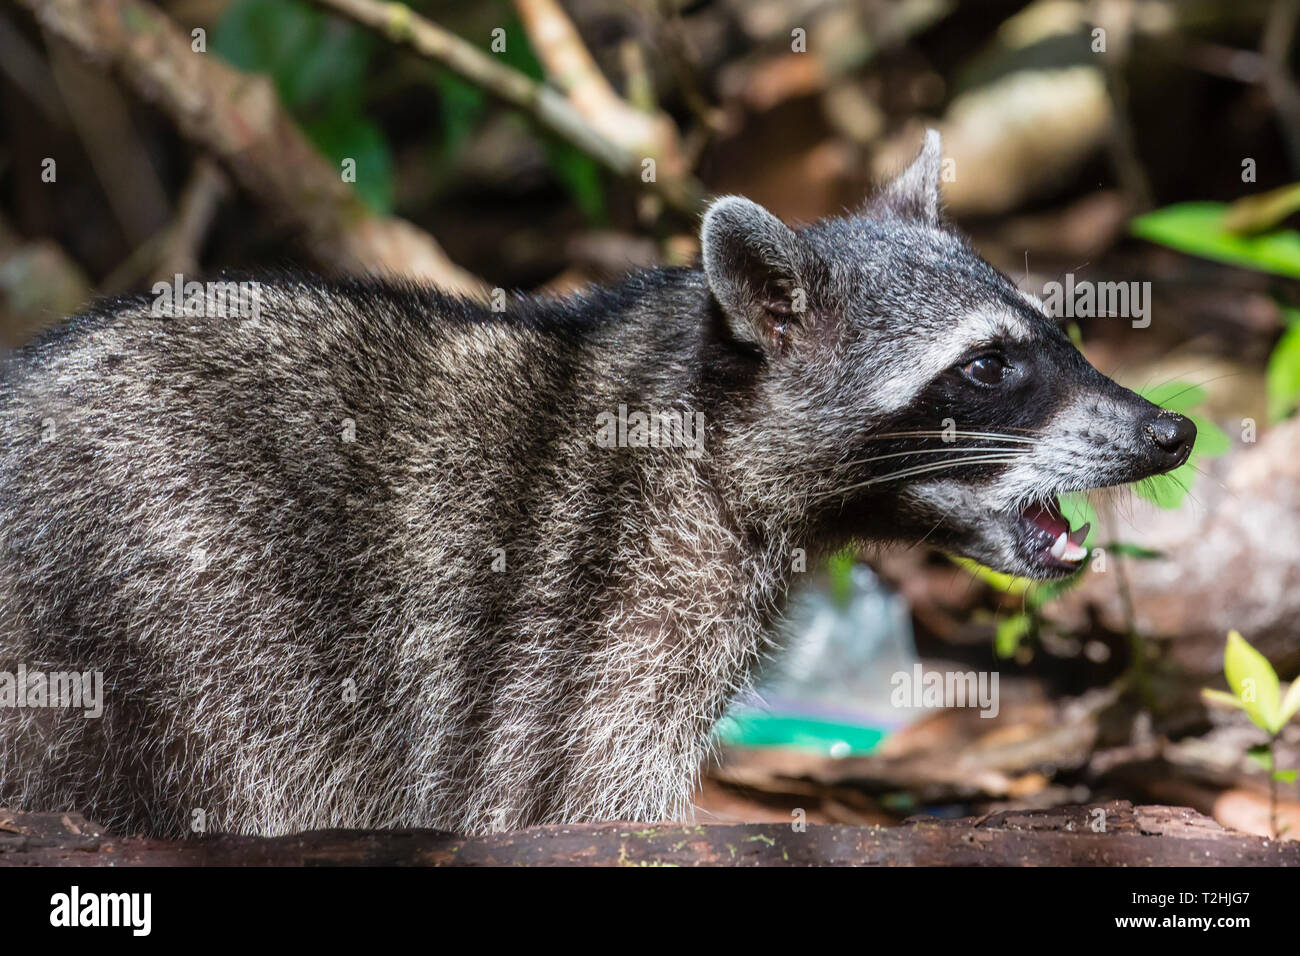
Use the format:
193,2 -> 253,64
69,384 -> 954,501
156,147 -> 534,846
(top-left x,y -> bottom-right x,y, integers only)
867,128 -> 943,224
701,196 -> 816,355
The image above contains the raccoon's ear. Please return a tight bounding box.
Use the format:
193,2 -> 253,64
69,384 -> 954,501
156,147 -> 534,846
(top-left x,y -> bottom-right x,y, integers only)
701,196 -> 815,354
869,128 -> 943,224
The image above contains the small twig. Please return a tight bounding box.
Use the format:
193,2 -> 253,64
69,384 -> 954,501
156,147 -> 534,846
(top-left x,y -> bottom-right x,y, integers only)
1091,1 -> 1154,212
17,0 -> 484,295
619,39 -> 655,114
1269,734 -> 1280,839
153,157 -> 230,281
103,157 -> 232,293
308,0 -> 705,215
1262,0 -> 1300,174
651,0 -> 725,134
1100,498 -> 1151,706
45,31 -> 172,245
0,7 -> 67,125
513,0 -> 686,173
648,0 -> 728,169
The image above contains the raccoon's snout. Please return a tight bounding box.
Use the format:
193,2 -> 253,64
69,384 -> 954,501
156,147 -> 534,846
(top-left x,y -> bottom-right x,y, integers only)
1141,410 -> 1196,471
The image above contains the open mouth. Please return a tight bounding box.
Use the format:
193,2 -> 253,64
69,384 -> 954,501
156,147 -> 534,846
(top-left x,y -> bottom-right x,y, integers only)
1017,496 -> 1090,572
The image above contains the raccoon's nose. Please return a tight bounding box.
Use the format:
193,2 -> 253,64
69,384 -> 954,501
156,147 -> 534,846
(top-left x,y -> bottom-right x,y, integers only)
1142,411 -> 1196,467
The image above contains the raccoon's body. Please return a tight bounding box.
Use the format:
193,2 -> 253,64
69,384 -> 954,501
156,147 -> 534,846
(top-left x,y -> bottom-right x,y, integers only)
0,271 -> 794,836
0,133 -> 1194,836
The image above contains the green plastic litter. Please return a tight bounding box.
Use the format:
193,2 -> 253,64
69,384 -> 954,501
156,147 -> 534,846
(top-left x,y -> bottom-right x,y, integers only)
714,712 -> 887,756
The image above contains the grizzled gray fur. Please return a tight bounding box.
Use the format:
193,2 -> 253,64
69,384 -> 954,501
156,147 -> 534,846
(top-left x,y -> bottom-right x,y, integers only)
0,132 -> 1192,837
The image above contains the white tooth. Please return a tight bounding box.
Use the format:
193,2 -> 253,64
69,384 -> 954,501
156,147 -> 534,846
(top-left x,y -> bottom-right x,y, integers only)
1050,532 -> 1068,560
1063,541 -> 1088,562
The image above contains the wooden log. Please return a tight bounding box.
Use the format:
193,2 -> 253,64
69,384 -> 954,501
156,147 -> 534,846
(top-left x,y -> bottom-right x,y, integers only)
0,801 -> 1295,866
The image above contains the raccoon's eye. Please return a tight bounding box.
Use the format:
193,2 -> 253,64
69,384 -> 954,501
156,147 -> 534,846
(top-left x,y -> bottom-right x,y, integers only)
960,355 -> 1009,386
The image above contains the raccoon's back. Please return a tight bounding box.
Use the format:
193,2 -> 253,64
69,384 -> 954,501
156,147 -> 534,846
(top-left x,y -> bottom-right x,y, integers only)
0,277 -> 585,833
0,280 -> 479,620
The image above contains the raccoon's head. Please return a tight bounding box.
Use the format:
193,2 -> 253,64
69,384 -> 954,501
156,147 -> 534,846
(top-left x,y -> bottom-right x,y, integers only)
701,130 -> 1194,579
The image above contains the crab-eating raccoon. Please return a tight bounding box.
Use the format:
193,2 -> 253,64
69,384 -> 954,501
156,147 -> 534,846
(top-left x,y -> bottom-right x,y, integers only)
0,131 -> 1193,837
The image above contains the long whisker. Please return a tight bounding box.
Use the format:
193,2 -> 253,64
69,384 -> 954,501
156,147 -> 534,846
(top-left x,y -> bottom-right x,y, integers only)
831,445 -> 1032,470
1187,460 -> 1236,500
1152,372 -> 1244,406
848,429 -> 1043,444
1156,469 -> 1205,510
968,424 -> 1045,435
1136,363 -> 1233,397
755,445 -> 1034,484
855,454 -> 1028,487
907,489 -> 970,552
812,454 -> 1026,500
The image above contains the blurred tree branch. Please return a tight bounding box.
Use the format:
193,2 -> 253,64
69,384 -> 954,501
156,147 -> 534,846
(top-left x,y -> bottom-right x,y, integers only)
153,157 -> 230,282
102,157 -> 232,292
307,0 -> 706,216
512,0 -> 687,174
15,0 -> 486,296
0,7 -> 66,127
1262,0 -> 1300,174
45,33 -> 172,246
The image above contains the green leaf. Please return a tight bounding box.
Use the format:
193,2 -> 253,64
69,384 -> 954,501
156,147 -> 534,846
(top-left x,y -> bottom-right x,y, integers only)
1133,382 -> 1229,509
1133,472 -> 1191,509
492,10 -> 547,80
1201,688 -> 1248,712
826,549 -> 855,608
431,68 -> 488,157
951,555 -> 1085,609
1267,317 -> 1300,422
1248,743 -> 1273,769
215,0 -> 370,110
1029,569 -> 1090,608
1280,677 -> 1300,727
995,612 -> 1032,659
1059,493 -> 1099,549
1141,381 -> 1206,413
214,0 -> 392,212
1105,542 -> 1165,560
544,140 -> 607,225
1224,630 -> 1282,733
1131,202 -> 1300,278
1274,769 -> 1299,783
952,557 -> 1033,596
306,113 -> 393,213
1189,416 -> 1231,456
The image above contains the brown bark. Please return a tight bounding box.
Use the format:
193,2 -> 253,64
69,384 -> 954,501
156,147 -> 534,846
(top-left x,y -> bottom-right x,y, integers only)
1,802 -> 1295,866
